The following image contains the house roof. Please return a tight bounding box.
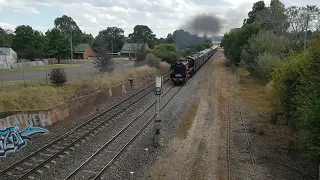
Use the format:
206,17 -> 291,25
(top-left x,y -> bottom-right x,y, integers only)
121,43 -> 146,53
74,43 -> 90,53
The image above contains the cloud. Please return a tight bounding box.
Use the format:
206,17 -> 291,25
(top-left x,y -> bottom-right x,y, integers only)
0,22 -> 50,33
1,0 -> 319,37
0,0 -> 40,14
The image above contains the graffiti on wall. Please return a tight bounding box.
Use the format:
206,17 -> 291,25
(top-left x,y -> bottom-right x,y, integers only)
0,112 -> 52,130
0,125 -> 49,157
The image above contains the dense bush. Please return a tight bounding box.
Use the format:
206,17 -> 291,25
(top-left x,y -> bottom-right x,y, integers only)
220,24 -> 260,66
145,53 -> 161,69
48,68 -> 67,86
272,33 -> 320,160
152,43 -> 179,64
254,53 -> 281,81
240,30 -> 290,72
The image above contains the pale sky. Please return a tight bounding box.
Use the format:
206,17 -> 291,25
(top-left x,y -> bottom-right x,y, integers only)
0,0 -> 319,38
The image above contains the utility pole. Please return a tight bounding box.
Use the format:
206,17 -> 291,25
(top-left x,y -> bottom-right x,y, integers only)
111,39 -> 114,60
70,28 -> 73,64
304,14 -> 310,55
153,75 -> 163,148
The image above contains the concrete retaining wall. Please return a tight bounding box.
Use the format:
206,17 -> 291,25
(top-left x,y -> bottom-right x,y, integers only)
0,76 -> 155,131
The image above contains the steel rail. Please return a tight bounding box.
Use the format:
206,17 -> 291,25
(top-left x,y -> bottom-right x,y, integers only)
1,74 -> 170,179
64,85 -> 175,180
15,82 -> 173,180
92,86 -> 182,180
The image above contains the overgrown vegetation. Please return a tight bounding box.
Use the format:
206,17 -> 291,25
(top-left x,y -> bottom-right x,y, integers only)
221,0 -> 320,161
0,66 -> 169,112
48,68 -> 67,86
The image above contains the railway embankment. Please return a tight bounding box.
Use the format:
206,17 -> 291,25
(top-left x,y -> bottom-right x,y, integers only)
145,48 -> 318,180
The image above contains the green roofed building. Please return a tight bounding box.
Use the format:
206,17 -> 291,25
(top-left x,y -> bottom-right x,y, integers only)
120,43 -> 149,60
73,43 -> 95,60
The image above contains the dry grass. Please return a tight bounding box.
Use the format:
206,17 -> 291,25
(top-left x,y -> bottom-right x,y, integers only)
177,99 -> 200,139
190,140 -> 207,180
238,81 -> 273,114
0,65 -> 168,112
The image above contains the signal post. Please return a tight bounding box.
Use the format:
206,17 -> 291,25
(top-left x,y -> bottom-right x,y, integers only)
153,75 -> 163,147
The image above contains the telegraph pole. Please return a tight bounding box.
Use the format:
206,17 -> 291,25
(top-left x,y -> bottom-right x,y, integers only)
303,14 -> 310,55
153,75 -> 163,147
70,28 -> 73,63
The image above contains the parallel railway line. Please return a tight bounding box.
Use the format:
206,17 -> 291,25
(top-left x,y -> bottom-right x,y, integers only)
227,98 -> 317,179
64,85 -> 182,180
0,74 -> 172,180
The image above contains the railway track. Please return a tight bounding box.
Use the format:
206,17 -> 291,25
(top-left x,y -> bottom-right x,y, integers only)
64,85 -> 182,180
0,74 -> 172,180
227,98 -> 256,180
227,98 -> 317,180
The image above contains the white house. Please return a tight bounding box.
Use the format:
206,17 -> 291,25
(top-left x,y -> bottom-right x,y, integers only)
0,47 -> 18,69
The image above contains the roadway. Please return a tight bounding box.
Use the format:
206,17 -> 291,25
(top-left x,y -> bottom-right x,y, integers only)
0,60 -> 136,83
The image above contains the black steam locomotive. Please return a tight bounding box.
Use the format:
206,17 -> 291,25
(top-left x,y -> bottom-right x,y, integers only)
170,46 -> 219,85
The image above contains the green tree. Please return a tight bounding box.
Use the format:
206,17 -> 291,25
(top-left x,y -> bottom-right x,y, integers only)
54,15 -> 82,46
0,27 -> 14,47
45,28 -> 70,63
12,25 -> 45,59
243,1 -> 266,25
92,27 -> 124,53
152,43 -> 179,64
128,25 -> 156,48
255,0 -> 289,35
295,33 -> 320,161
240,30 -> 290,73
92,29 -> 114,72
81,33 -> 94,45
220,24 -> 260,66
165,33 -> 175,43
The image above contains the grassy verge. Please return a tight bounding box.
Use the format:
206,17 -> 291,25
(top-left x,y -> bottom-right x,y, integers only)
0,64 -> 82,74
115,59 -> 134,65
238,80 -> 273,114
0,63 -> 171,112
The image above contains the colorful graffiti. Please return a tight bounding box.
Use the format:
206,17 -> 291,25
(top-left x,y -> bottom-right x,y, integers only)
0,125 -> 48,157
0,112 -> 52,131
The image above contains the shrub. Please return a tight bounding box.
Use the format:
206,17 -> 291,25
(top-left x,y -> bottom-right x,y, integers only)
235,68 -> 250,83
240,30 -> 290,72
146,53 -> 161,69
255,53 -> 281,81
159,61 -> 171,74
48,68 -> 67,86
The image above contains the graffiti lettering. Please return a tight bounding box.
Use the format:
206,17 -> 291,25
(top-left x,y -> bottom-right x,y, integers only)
0,126 -> 48,157
0,112 -> 52,131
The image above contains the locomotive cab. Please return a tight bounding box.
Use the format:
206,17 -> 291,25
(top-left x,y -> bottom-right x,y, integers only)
171,61 -> 188,85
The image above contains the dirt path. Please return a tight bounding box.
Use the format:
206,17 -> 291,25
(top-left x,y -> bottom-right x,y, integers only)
146,49 -> 229,180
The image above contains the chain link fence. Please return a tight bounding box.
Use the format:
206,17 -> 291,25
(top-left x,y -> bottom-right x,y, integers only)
0,61 -> 144,85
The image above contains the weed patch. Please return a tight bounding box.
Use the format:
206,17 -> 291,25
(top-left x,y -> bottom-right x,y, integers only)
178,99 -> 200,139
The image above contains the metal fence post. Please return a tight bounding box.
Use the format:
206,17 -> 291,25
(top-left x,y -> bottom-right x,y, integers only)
23,69 -> 25,85
46,70 -> 48,84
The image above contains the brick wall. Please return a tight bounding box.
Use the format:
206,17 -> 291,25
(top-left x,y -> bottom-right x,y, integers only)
84,47 -> 94,60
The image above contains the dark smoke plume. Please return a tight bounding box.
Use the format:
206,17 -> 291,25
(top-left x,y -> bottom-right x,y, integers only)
181,13 -> 221,35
